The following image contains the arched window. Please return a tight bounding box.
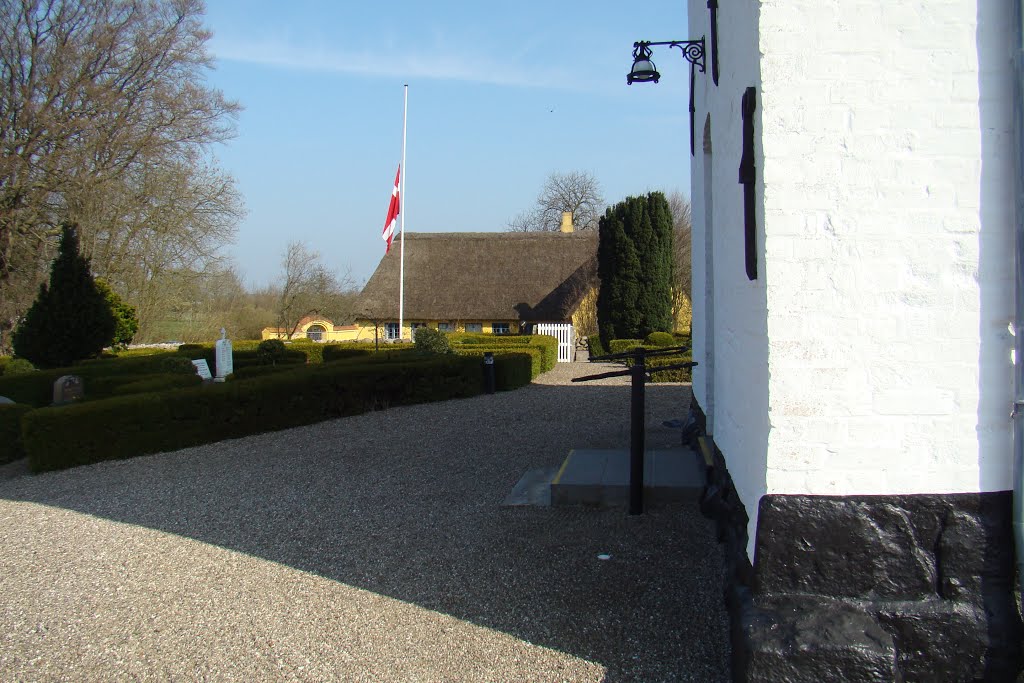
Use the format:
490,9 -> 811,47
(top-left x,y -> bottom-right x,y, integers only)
306,324 -> 327,342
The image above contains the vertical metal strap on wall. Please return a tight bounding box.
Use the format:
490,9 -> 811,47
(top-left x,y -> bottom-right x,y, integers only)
739,87 -> 758,280
707,0 -> 720,86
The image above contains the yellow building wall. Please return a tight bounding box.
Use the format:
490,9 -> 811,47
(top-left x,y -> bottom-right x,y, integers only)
352,319 -> 520,340
261,320 -> 361,342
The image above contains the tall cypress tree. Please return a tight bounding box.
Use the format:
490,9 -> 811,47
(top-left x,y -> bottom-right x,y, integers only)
13,224 -> 117,368
596,192 -> 674,347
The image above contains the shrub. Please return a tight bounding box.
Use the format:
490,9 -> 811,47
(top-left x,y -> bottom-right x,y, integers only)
322,346 -> 373,362
177,343 -> 204,354
414,327 -> 452,355
110,374 -> 203,396
645,331 -> 675,347
95,279 -> 139,348
492,353 -> 533,390
609,339 -> 644,354
456,346 -> 544,379
22,355 -> 484,473
5,358 -> 36,375
256,339 -> 287,365
587,336 -> 608,359
0,403 -> 32,464
13,225 -> 117,368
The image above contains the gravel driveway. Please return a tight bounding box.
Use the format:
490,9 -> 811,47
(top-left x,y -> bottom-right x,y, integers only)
0,362 -> 730,682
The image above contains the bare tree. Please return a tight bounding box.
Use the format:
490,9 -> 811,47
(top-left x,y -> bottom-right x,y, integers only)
667,190 -> 693,333
507,171 -> 605,232
0,0 -> 241,352
276,242 -> 354,339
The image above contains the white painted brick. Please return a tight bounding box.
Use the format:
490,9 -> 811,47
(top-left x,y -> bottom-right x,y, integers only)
690,0 -> 1013,561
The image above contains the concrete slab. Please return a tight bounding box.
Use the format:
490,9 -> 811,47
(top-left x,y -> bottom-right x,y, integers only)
551,448 -> 705,508
502,467 -> 556,507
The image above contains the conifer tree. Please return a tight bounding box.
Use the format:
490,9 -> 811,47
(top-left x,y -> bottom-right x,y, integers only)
596,192 -> 674,347
12,225 -> 117,368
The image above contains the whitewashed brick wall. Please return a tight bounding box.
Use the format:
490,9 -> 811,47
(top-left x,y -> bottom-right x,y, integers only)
689,0 -> 1016,559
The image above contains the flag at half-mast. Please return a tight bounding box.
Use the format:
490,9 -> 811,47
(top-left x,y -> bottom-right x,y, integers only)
381,165 -> 401,254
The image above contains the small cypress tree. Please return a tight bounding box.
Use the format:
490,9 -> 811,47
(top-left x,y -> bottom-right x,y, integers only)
596,192 -> 674,347
12,224 -> 117,368
95,279 -> 139,349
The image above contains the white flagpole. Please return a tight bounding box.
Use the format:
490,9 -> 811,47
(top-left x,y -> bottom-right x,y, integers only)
399,84 -> 408,339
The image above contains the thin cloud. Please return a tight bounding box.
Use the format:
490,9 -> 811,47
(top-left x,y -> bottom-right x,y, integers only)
210,35 -> 584,90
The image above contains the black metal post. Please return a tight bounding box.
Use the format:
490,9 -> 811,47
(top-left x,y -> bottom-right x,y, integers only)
629,349 -> 646,515
483,352 -> 496,394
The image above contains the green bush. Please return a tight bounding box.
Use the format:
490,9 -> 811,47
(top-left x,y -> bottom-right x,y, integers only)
645,352 -> 694,383
256,339 -> 287,365
0,403 -> 32,464
22,355 -> 484,473
95,279 -> 139,348
587,336 -> 608,359
414,327 -> 452,355
609,339 -> 644,354
492,353 -> 533,390
13,225 -> 117,368
87,373 -> 203,397
5,358 -> 36,375
451,333 -> 532,346
645,331 -> 675,347
455,346 -> 545,379
177,343 -> 204,354
229,364 -> 295,380
322,346 -> 373,362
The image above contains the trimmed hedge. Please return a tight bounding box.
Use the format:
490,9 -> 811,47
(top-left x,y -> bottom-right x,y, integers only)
609,339 -> 645,354
0,353 -> 198,407
0,403 -> 32,464
602,338 -> 694,382
456,346 -> 544,380
322,346 -> 373,362
587,336 -> 608,358
22,355 -> 484,473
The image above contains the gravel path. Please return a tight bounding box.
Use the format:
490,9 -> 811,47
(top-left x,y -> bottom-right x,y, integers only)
0,362 -> 730,682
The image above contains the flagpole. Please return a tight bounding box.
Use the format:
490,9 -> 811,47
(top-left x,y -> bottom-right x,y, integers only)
399,84 -> 408,339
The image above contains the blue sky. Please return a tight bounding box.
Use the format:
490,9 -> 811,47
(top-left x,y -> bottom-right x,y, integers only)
201,0 -> 694,288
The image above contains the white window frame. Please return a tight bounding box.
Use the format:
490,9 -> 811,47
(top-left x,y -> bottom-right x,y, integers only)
465,322 -> 483,333
438,322 -> 454,333
385,322 -> 400,340
492,322 -> 510,335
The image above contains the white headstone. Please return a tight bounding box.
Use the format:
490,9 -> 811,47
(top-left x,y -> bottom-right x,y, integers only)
191,359 -> 213,381
214,329 -> 233,382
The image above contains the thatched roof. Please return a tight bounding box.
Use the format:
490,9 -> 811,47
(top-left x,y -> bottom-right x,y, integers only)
356,231 -> 598,323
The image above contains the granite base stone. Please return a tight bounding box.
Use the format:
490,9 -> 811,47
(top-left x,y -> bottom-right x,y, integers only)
689,399 -> 1024,683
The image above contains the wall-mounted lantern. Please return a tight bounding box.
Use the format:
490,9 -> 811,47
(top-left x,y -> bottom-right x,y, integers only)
627,38 -> 706,155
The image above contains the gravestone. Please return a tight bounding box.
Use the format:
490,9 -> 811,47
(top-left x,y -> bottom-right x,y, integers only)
191,359 -> 213,382
53,375 -> 84,405
214,327 -> 233,382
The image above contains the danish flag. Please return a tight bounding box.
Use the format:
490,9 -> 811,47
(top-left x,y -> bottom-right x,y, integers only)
382,165 -> 400,254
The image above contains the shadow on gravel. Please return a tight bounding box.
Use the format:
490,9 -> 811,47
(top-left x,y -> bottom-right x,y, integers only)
0,381 -> 730,682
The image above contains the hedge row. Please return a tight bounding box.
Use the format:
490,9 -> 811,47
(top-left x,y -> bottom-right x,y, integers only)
456,347 -> 543,380
0,353 -> 197,407
601,338 -> 694,383
22,355 -> 485,473
0,404 -> 31,464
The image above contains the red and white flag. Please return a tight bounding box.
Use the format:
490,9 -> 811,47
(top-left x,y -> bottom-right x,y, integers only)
382,165 -> 401,254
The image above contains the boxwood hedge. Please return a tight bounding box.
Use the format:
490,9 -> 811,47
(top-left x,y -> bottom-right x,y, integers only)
22,354 -> 485,473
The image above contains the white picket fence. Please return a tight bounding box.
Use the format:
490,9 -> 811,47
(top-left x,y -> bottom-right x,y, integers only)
535,323 -> 575,363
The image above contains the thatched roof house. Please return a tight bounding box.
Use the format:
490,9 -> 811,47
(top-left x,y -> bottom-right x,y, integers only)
356,231 -> 598,333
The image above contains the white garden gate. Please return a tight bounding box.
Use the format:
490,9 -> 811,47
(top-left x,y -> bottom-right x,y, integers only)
535,323 -> 575,363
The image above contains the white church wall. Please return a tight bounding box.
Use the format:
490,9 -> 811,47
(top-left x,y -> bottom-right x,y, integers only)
757,1 -> 1015,499
688,0 -> 768,558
